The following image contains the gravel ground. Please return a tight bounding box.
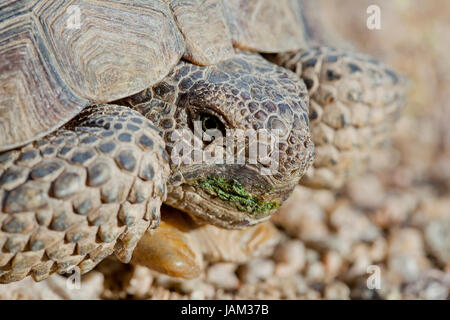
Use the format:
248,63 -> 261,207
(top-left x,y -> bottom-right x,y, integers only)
0,0 -> 448,300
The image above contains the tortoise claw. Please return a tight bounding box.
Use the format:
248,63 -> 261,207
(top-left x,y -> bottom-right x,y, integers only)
132,206 -> 281,279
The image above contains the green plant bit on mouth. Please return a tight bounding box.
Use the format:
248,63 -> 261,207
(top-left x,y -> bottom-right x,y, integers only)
193,177 -> 280,215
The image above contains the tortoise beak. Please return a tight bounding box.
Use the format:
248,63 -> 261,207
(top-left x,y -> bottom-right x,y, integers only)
165,164 -> 297,229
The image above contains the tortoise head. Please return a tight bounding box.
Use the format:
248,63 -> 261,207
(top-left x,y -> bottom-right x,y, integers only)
130,52 -> 314,229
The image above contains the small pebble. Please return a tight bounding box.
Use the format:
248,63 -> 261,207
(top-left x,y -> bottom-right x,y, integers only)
206,263 -> 239,290
324,281 -> 351,300
424,218 -> 450,266
273,240 -> 306,276
238,258 -> 275,284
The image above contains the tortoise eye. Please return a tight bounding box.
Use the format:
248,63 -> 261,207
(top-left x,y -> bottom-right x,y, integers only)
200,113 -> 224,133
202,115 -> 219,131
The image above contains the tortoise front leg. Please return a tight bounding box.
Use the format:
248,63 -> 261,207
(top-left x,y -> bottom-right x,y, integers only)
0,104 -> 169,283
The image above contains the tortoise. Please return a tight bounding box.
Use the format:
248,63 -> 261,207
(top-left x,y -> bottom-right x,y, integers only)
0,0 -> 406,283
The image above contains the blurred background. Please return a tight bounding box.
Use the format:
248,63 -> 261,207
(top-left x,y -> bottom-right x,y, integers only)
1,0 -> 449,300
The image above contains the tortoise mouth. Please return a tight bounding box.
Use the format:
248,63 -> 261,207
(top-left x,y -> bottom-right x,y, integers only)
193,177 -> 280,215
165,164 -> 296,229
